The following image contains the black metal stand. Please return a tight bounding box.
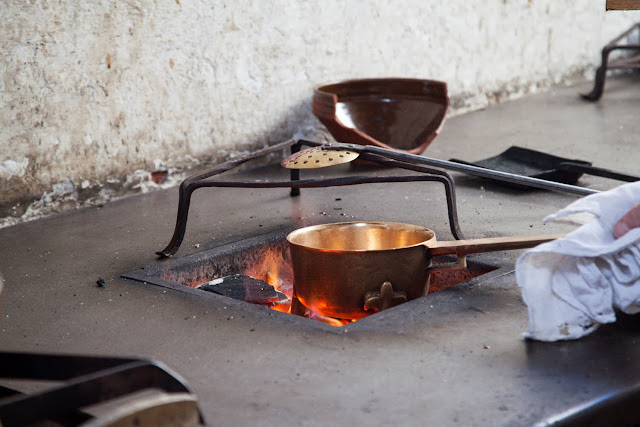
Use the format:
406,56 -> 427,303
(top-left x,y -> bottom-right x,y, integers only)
156,139 -> 464,257
582,22 -> 640,101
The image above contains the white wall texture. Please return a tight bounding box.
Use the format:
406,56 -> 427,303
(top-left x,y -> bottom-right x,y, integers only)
1,0 -> 639,225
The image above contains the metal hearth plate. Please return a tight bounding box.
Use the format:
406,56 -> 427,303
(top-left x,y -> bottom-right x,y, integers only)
122,230 -> 510,334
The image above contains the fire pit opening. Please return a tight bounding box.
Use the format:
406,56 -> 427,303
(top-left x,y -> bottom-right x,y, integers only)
123,230 -> 500,328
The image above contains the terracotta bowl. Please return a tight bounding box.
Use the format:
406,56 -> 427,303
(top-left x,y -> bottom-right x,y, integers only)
312,78 -> 449,155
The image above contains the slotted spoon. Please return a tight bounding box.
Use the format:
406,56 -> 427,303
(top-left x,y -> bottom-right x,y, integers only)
281,141 -> 597,196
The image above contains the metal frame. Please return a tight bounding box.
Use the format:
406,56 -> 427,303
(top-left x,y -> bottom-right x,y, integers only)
156,139 -> 465,257
582,22 -> 640,101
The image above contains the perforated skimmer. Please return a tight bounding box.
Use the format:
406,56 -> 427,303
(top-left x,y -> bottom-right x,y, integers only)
281,141 -> 598,196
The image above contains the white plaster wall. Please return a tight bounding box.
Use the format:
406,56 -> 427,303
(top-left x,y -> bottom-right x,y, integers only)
1,0 -> 639,224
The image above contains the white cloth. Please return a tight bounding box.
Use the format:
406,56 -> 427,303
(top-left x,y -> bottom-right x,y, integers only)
516,181 -> 640,341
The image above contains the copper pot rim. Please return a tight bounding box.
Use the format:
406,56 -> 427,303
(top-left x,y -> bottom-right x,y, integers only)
286,221 -> 438,253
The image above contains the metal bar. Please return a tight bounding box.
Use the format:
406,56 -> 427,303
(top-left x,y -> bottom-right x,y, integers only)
582,22 -> 640,101
315,141 -> 599,196
157,136 -> 469,257
158,139 -> 296,257
289,141 -> 302,197
181,175 -> 458,189
373,148 -> 599,195
157,174 -> 468,257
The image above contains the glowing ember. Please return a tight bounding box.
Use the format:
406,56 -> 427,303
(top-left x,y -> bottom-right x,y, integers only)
309,312 -> 351,327
267,292 -> 292,313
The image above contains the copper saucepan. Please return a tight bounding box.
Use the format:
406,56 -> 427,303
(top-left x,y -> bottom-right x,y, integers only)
287,222 -> 563,320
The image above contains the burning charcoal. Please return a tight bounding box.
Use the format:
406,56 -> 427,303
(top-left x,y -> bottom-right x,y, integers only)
264,290 -> 291,312
199,274 -> 279,304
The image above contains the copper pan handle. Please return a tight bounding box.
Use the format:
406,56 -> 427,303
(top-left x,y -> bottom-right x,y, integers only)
428,233 -> 566,257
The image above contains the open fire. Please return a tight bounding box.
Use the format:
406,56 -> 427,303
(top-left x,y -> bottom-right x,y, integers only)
192,242 -> 496,327
195,245 -> 352,326
123,229 -> 498,328
136,139 -> 491,326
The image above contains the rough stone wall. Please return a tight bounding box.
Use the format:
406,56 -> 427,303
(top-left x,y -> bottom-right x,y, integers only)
1,0 -> 639,226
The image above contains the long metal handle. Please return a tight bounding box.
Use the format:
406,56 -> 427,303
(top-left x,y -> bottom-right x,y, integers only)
358,145 -> 598,196
293,140 -> 599,196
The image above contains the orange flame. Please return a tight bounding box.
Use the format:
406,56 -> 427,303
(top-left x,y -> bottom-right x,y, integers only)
309,312 -> 351,327
243,246 -> 294,313
243,245 -> 355,325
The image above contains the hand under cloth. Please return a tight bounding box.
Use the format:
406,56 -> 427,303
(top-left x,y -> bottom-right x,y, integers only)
516,181 -> 640,341
614,202 -> 640,238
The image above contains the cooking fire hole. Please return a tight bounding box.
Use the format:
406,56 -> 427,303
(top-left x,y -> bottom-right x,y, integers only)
157,234 -> 498,327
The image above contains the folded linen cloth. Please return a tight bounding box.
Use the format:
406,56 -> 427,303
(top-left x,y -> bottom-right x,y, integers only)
516,181 -> 640,341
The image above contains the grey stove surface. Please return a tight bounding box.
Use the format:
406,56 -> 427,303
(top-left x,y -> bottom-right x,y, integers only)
1,78 -> 639,426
